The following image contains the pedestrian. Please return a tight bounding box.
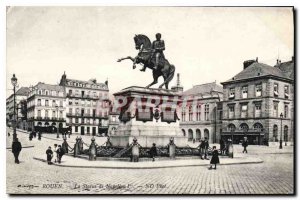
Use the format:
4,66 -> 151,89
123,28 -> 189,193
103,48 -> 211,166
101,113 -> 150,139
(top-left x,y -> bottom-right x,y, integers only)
242,137 -> 248,153
209,146 -> 220,170
149,143 -> 158,162
56,145 -> 64,164
12,138 -> 22,164
46,146 -> 53,165
53,144 -> 58,163
38,131 -> 42,140
33,131 -> 36,138
203,137 -> 209,160
29,132 -> 33,141
199,138 -> 205,160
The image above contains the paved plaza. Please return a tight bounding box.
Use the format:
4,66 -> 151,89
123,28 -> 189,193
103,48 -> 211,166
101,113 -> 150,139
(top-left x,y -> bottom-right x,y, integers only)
6,128 -> 294,194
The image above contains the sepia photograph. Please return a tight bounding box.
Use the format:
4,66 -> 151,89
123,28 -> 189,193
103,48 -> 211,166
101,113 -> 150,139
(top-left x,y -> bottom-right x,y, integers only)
5,6 -> 295,195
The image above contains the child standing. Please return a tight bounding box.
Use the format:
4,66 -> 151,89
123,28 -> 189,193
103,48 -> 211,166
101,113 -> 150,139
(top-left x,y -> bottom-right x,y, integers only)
209,146 -> 220,170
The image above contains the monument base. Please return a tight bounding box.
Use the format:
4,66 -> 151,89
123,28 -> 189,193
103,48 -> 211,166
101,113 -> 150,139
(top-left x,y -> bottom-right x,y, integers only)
110,86 -> 188,148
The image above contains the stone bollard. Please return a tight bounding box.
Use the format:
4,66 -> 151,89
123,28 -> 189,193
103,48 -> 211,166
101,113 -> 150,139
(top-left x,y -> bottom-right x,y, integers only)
131,138 -> 140,162
79,137 -> 84,154
89,137 -> 97,161
62,138 -> 69,154
73,137 -> 80,157
169,137 -> 176,159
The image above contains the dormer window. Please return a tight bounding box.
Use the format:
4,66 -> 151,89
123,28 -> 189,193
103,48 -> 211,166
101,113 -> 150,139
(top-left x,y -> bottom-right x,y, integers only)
284,85 -> 289,99
229,88 -> 235,99
274,83 -> 278,97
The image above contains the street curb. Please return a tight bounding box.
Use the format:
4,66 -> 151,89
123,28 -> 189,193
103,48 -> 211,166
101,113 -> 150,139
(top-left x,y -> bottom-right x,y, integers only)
33,157 -> 263,169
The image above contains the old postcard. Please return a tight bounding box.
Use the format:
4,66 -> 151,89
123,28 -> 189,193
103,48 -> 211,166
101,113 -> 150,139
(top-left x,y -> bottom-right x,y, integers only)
6,6 -> 294,195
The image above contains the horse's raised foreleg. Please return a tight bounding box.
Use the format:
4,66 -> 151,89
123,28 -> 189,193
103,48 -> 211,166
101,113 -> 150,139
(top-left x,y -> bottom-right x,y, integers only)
117,56 -> 135,62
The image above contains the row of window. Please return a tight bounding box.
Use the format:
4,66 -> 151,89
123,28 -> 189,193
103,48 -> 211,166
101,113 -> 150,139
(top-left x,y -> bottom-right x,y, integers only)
35,90 -> 64,97
37,109 -> 63,118
229,83 -> 290,99
227,123 -> 263,132
273,125 -> 289,142
37,99 -> 63,107
68,89 -> 108,98
67,81 -> 106,89
68,108 -> 109,116
68,99 -> 109,107
227,103 -> 289,118
181,104 -> 210,122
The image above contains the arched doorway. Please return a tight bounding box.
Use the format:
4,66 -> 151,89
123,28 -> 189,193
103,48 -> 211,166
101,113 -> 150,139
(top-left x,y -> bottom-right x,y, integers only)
284,126 -> 288,142
182,129 -> 186,137
228,124 -> 236,132
188,129 -> 193,141
196,129 -> 201,141
204,129 -> 209,140
240,123 -> 249,133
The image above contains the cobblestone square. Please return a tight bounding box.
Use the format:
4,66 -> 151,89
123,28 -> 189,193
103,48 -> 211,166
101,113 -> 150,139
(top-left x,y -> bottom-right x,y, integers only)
6,129 -> 294,195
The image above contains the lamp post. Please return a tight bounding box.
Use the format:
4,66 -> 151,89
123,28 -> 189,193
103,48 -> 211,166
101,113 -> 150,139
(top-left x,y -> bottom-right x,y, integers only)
279,112 -> 283,149
11,74 -> 18,141
56,104 -> 59,138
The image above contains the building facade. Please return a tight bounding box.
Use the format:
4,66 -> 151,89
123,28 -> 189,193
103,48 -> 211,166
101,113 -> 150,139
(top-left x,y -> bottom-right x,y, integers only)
180,82 -> 223,144
27,83 -> 66,132
6,87 -> 30,129
59,73 -> 110,136
221,58 -> 294,145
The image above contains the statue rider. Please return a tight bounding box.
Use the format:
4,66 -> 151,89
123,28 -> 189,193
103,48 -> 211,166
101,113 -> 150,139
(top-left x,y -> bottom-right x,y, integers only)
140,33 -> 165,71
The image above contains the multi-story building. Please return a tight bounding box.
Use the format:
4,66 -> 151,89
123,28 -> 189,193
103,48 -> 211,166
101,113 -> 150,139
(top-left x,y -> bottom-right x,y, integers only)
59,72 -> 110,136
180,82 -> 223,144
221,58 -> 294,145
27,82 -> 66,132
6,87 -> 30,128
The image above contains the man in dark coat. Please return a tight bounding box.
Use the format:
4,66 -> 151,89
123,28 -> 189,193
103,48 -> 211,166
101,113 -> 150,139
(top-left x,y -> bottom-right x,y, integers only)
149,143 -> 158,162
199,138 -> 205,160
220,139 -> 225,155
242,137 -> 248,153
56,145 -> 64,164
203,137 -> 209,160
46,146 -> 53,164
12,138 -> 22,164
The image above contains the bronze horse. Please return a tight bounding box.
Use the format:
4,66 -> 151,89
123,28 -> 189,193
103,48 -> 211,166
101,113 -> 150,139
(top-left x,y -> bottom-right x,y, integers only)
117,34 -> 175,89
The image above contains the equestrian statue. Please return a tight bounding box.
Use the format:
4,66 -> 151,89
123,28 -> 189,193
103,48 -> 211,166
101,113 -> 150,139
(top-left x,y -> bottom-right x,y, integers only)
117,33 -> 176,89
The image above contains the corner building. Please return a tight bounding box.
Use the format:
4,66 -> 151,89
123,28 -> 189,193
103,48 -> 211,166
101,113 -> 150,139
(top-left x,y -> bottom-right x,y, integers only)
59,73 -> 110,135
221,58 -> 294,145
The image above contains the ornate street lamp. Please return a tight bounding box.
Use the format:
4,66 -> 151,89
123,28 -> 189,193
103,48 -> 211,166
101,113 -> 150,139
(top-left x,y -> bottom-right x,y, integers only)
56,104 -> 59,138
11,74 -> 18,141
279,112 -> 283,149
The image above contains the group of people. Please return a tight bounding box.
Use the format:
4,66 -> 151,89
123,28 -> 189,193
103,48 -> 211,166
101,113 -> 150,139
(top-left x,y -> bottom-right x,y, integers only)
46,143 -> 66,165
29,131 -> 42,140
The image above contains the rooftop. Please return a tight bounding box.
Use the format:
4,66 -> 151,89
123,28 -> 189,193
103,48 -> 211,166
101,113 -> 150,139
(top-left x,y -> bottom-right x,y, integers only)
183,82 -> 223,96
222,61 -> 293,84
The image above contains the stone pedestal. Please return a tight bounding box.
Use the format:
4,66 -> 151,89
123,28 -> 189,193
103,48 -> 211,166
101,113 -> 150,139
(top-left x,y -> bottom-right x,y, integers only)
110,86 -> 188,148
169,144 -> 176,159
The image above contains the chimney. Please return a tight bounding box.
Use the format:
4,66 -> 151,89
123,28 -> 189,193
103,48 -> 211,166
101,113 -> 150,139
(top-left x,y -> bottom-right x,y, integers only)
176,73 -> 181,87
243,59 -> 256,70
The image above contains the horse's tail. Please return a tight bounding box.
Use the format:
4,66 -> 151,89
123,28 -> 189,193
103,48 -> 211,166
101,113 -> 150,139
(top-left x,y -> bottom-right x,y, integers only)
166,64 -> 175,83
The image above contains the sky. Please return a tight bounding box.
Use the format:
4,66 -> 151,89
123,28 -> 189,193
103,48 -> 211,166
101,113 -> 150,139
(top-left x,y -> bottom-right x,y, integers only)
6,7 -> 294,97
